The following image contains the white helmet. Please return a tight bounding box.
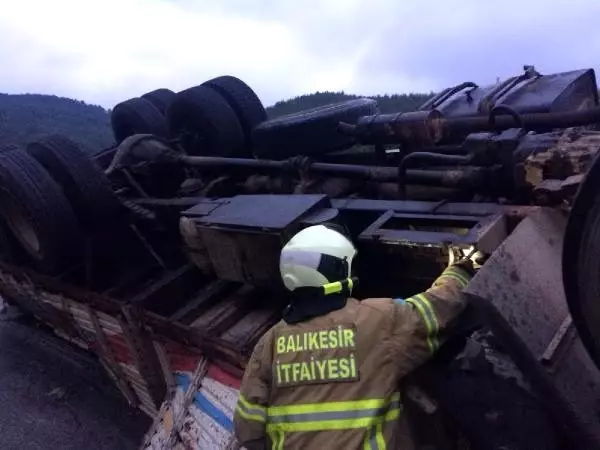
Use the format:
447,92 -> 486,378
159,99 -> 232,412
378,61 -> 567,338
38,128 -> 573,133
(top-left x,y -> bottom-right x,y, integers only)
280,224 -> 357,292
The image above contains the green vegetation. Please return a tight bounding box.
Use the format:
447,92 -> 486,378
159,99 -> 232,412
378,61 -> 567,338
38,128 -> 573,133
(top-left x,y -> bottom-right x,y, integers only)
0,90 -> 434,153
266,91 -> 434,118
0,93 -> 114,152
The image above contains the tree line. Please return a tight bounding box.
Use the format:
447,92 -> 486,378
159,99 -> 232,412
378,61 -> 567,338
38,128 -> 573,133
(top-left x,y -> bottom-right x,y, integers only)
0,90 -> 435,153
266,91 -> 434,118
0,93 -> 114,152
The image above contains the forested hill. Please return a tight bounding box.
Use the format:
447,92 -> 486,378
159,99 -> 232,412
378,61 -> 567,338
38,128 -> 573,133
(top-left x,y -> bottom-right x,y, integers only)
266,91 -> 434,118
0,94 -> 114,151
0,90 -> 434,152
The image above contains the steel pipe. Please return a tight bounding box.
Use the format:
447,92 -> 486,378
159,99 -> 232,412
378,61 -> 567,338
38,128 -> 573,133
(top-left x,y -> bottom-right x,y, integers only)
179,155 -> 490,188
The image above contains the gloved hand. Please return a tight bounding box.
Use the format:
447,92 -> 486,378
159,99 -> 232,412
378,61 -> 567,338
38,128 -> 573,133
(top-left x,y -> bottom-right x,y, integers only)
448,246 -> 488,271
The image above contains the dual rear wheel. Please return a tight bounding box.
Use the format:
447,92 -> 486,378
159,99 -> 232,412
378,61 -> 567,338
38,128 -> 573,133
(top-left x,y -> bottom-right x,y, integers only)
0,137 -> 123,274
109,76 -> 377,160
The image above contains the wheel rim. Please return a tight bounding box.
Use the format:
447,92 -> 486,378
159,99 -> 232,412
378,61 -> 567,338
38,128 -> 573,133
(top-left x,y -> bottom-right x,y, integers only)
0,189 -> 41,259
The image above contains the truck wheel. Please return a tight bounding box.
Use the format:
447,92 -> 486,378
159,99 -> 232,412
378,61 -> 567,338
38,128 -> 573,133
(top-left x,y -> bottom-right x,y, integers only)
166,85 -> 245,157
0,221 -> 26,266
202,76 -> 266,146
141,88 -> 177,115
111,97 -> 169,144
252,98 -> 379,160
26,135 -> 124,232
0,146 -> 84,274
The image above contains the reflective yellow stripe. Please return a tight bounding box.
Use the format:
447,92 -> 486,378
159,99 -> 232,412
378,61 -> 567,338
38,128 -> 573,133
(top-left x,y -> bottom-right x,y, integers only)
363,434 -> 370,450
268,392 -> 400,416
375,422 -> 385,449
236,394 -> 267,423
385,408 -> 400,421
364,421 -> 383,450
406,296 -> 437,353
323,281 -> 342,295
236,404 -> 266,423
275,429 -> 284,450
416,294 -> 440,336
439,272 -> 468,287
322,278 -> 354,295
367,405 -> 400,450
266,409 -> 401,433
267,428 -> 284,450
440,267 -> 470,288
266,393 -> 401,435
268,401 -> 401,425
406,294 -> 440,353
239,394 -> 266,413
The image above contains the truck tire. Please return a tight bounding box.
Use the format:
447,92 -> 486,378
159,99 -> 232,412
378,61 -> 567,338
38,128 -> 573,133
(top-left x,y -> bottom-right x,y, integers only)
0,146 -> 84,274
252,98 -> 379,160
202,76 -> 266,146
0,221 -> 25,266
111,97 -> 169,144
166,85 -> 245,157
26,135 -> 123,232
141,88 -> 177,115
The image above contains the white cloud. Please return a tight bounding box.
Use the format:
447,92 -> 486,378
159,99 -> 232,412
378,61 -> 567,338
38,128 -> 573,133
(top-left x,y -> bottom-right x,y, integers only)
0,0 -> 309,106
1,0 -> 600,108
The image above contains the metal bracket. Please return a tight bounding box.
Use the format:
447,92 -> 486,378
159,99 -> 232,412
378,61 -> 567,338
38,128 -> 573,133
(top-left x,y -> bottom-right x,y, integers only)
540,316 -> 575,371
358,210 -> 507,253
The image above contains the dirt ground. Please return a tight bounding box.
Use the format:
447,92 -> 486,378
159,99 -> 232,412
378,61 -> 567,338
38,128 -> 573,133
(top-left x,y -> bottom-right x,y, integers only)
0,304 -> 151,450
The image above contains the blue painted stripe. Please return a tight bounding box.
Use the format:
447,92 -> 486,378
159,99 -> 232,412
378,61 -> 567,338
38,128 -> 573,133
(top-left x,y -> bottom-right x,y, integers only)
174,373 -> 191,392
194,391 -> 234,432
173,372 -> 234,433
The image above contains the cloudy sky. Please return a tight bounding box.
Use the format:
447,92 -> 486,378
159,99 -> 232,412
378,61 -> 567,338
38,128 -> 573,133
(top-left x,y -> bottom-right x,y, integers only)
1,0 -> 600,109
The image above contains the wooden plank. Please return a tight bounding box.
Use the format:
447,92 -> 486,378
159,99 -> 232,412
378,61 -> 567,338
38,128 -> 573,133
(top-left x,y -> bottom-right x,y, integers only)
221,308 -> 280,350
154,341 -> 176,392
128,264 -> 203,317
141,394 -> 179,449
167,358 -> 208,449
86,304 -> 139,407
190,285 -> 254,330
0,261 -> 250,373
99,358 -> 139,407
120,305 -> 167,409
145,311 -> 246,375
0,261 -> 122,315
102,268 -> 156,299
169,280 -> 239,324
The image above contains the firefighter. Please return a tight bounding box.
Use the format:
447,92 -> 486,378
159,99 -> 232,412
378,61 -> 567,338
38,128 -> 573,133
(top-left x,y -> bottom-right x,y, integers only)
233,224 -> 482,450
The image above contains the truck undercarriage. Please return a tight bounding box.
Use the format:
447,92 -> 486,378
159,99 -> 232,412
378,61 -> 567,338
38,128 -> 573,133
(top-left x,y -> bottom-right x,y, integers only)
2,66 -> 600,449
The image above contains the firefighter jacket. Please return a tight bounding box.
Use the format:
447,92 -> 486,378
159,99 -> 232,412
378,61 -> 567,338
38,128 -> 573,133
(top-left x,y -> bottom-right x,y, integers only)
233,263 -> 473,450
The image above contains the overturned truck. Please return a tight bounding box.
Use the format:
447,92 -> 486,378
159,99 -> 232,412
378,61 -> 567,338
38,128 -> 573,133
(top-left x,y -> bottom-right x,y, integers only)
2,67 -> 600,449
